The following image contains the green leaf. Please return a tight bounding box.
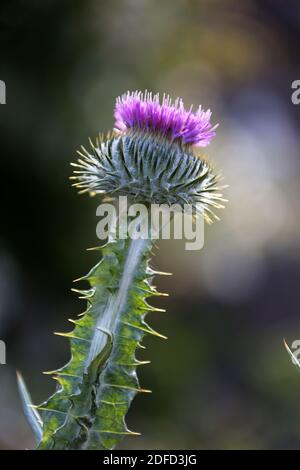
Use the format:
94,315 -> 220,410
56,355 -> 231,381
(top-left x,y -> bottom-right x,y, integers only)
17,371 -> 43,444
36,236 -> 165,450
284,339 -> 300,373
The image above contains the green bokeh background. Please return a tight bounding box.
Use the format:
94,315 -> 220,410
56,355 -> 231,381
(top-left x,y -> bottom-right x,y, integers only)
0,0 -> 300,449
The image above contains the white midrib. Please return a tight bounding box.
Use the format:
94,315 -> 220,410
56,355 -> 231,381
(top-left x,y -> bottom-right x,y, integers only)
85,236 -> 149,370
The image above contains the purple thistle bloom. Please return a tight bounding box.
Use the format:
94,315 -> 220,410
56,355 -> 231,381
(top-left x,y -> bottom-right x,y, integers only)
114,91 -> 218,147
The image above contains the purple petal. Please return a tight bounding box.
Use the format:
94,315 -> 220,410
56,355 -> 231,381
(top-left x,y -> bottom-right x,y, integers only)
114,91 -> 217,147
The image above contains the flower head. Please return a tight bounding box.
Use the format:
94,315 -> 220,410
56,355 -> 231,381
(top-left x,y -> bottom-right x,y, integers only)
114,91 -> 217,147
72,91 -> 225,223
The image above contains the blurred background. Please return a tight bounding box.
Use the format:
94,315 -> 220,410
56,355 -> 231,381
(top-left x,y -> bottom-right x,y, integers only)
0,0 -> 300,450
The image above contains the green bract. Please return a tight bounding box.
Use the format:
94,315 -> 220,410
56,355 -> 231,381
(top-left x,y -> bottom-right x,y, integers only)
72,131 -> 225,223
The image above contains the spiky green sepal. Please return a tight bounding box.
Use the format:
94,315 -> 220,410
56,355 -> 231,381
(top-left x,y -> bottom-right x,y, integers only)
37,236 -> 166,450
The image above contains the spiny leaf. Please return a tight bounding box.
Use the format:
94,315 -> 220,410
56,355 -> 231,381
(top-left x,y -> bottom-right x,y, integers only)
284,339 -> 300,373
16,371 -> 43,444
36,237 -> 165,449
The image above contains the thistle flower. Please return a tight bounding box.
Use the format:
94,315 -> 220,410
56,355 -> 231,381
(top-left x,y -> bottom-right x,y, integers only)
18,92 -> 226,451
72,91 -> 225,222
